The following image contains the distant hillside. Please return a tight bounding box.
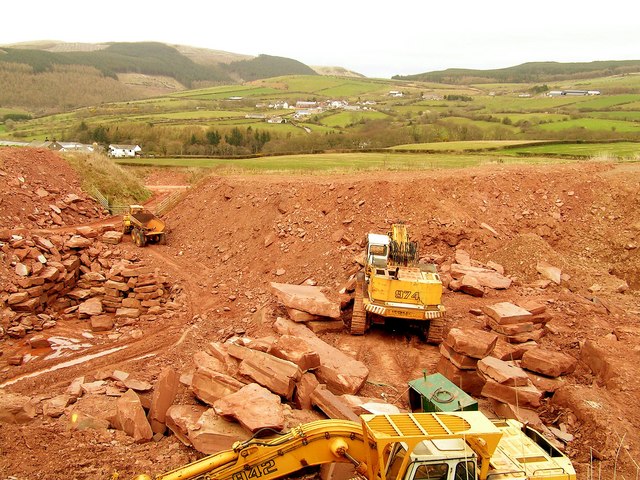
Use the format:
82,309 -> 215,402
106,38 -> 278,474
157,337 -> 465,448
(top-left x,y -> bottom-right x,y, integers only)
394,60 -> 640,84
0,42 -> 321,113
311,66 -> 365,78
224,54 -> 317,81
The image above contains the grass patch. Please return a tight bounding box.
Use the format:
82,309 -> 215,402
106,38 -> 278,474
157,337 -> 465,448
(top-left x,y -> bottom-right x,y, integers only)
114,151 -> 575,174
320,110 -> 389,128
390,140 -> 549,151
63,152 -> 151,204
501,141 -> 640,158
536,118 -> 640,132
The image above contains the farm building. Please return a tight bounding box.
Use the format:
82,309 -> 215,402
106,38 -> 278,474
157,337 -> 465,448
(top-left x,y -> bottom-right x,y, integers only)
548,90 -> 601,97
108,144 -> 141,158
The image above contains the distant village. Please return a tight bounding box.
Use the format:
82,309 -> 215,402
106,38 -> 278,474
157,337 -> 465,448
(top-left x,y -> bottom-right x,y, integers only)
243,97 -> 381,123
0,88 -> 606,155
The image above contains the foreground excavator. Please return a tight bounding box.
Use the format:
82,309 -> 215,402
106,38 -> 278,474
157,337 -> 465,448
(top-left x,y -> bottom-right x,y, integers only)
350,224 -> 445,343
132,411 -> 575,480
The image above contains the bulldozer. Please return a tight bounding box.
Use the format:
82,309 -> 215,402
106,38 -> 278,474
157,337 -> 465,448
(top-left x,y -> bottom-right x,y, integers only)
349,223 -> 445,343
122,205 -> 167,247
129,411 -> 576,480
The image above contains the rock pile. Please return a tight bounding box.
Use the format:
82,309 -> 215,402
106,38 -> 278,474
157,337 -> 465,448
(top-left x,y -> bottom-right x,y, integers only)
435,323 -> 577,434
61,314 -> 378,451
482,300 -> 551,344
444,249 -> 512,297
0,227 -> 175,362
0,147 -> 108,230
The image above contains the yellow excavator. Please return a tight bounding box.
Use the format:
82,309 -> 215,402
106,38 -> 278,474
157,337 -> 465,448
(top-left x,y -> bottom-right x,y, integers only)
350,224 -> 445,343
130,411 -> 575,480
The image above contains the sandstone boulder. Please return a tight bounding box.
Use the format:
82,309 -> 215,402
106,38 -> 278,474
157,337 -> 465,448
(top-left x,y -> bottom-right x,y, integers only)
273,317 -> 368,395
188,409 -> 250,454
43,394 -> 75,418
482,302 -> 533,325
214,383 -> 285,433
148,367 -> 179,434
165,404 -> 206,445
270,282 -> 340,318
481,379 -> 542,409
269,335 -> 321,372
228,344 -> 302,399
0,391 -> 37,424
311,385 -> 359,421
444,328 -> 498,359
435,357 -> 485,397
79,297 -> 103,317
521,348 -> 577,377
192,366 -> 245,406
111,389 -> 153,443
477,357 -> 529,387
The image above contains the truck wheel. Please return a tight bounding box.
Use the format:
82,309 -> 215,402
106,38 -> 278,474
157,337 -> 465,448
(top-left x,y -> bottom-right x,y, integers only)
159,233 -> 167,245
139,232 -> 147,247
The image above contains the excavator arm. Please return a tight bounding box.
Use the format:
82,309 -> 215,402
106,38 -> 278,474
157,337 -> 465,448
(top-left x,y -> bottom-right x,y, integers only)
138,419 -> 372,480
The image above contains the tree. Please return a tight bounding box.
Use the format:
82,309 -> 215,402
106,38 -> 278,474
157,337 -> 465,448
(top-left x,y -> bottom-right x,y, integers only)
225,127 -> 244,147
206,129 -> 221,146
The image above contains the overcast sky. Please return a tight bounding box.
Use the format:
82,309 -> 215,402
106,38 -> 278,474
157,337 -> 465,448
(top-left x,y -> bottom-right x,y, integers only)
2,0 -> 640,78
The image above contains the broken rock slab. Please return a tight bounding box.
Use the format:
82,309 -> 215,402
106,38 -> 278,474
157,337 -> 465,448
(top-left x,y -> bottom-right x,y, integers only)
295,372 -> 320,410
166,404 -> 208,446
439,343 -> 478,370
269,335 -> 321,372
477,357 -> 529,387
228,343 -> 302,399
444,328 -> 498,359
270,282 -> 341,318
43,394 -> 75,418
488,398 -> 544,430
311,385 -> 360,422
192,364 -> 245,406
214,383 -> 285,433
111,389 -> 153,443
148,367 -> 180,434
521,348 -> 577,378
481,378 -> 542,409
580,339 -> 618,388
188,408 -> 250,454
273,317 -> 368,395
536,261 -> 561,285
0,391 -> 37,424
482,302 -> 533,325
450,264 -> 511,289
435,357 -> 485,397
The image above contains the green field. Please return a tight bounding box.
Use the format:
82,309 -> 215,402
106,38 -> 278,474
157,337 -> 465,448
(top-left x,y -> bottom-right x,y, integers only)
390,140 -> 549,151
115,151 -> 576,173
537,118 -> 640,133
320,110 -> 389,128
502,142 -> 640,158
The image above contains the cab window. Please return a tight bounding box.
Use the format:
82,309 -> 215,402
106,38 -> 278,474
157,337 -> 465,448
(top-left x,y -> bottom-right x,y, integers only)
369,244 -> 387,256
414,463 -> 449,480
454,461 -> 475,480
386,444 -> 407,480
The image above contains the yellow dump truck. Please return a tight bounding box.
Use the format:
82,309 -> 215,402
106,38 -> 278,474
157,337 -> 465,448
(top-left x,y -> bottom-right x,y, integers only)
122,205 -> 166,247
350,223 -> 445,343
129,411 -> 576,480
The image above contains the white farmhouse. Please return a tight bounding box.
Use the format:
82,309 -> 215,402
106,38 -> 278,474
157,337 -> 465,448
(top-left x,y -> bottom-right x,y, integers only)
108,144 -> 141,158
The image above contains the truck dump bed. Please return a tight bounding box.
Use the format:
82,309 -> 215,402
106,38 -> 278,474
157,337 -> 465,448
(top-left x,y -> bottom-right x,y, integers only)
131,211 -> 165,234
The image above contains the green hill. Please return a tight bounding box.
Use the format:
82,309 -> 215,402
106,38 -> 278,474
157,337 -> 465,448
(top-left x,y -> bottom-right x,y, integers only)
394,60 -> 640,84
0,42 -> 322,113
224,54 -> 317,81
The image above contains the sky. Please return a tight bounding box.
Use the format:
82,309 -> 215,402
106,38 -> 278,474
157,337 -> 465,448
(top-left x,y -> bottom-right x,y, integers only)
2,0 -> 640,78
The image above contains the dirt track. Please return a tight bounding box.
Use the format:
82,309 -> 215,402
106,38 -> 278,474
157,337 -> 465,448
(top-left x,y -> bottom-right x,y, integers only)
2,151 -> 640,479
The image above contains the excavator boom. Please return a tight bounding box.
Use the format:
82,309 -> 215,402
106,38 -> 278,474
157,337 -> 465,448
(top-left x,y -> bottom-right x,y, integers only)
134,412 -> 575,480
